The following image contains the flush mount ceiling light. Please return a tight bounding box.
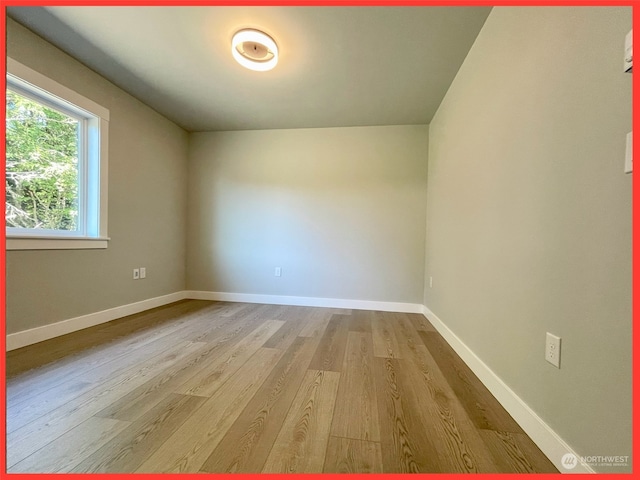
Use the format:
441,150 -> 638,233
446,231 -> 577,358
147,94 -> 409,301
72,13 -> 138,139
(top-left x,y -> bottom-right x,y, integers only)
231,29 -> 279,72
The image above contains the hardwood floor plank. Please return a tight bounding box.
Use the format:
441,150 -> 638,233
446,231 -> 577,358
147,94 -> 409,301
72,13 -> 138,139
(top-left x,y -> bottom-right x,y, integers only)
409,312 -> 437,332
72,393 -> 206,473
262,369 -> 340,473
7,379 -> 94,434
175,319 -> 285,397
182,303 -> 265,344
9,416 -> 131,473
6,300 -> 213,378
217,301 -> 258,317
199,337 -> 318,473
92,322 -> 264,421
330,332 -> 380,442
308,315 -> 349,372
270,304 -> 308,321
374,357 -> 440,472
6,301 -> 244,416
510,433 -> 558,473
6,340 -> 206,467
7,316 -> 224,429
6,301 -> 219,404
396,340 -> 496,473
480,430 -> 558,473
262,316 -> 306,349
372,311 -> 402,358
68,316 -> 221,386
136,347 -> 284,473
391,311 -> 424,347
420,330 -> 524,433
327,308 -> 353,315
323,437 -> 383,473
96,309 -> 274,420
6,301 -> 555,474
348,310 -> 372,333
298,309 -> 332,338
196,303 -> 273,343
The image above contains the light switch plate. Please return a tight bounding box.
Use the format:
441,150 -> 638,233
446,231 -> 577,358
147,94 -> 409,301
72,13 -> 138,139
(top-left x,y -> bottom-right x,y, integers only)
625,29 -> 633,72
625,132 -> 632,174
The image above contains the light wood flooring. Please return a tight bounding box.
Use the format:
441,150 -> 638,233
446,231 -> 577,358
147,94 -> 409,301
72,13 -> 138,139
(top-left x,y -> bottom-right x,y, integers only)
5,300 -> 558,473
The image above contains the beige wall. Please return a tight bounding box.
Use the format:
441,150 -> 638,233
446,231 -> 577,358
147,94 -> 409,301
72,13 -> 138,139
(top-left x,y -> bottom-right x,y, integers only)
5,18 -> 189,334
424,7 -> 631,471
187,126 -> 428,303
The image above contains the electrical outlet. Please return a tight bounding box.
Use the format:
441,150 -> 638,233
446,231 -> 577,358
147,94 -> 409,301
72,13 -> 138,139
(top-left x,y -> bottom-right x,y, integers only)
275,267 -> 281,277
140,267 -> 146,279
429,276 -> 433,288
545,333 -> 561,368
133,268 -> 140,280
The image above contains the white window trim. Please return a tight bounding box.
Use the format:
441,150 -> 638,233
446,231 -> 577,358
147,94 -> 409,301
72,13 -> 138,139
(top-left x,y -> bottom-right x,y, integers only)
5,58 -> 109,251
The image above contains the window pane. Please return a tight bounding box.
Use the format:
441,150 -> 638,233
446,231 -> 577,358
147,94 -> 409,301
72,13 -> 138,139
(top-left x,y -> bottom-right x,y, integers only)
5,89 -> 80,231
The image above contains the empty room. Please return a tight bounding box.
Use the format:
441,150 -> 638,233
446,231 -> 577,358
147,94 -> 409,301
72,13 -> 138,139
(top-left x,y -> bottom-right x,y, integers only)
3,4 -> 632,474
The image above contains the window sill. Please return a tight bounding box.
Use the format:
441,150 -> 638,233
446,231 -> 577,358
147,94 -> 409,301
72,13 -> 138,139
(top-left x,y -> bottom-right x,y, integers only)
6,236 -> 110,251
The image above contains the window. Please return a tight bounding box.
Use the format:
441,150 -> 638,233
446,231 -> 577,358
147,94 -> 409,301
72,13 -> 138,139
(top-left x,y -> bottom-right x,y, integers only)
5,58 -> 109,250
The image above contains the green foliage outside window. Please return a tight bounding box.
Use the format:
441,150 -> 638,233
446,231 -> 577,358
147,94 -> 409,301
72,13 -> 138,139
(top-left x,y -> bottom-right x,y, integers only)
5,89 -> 79,231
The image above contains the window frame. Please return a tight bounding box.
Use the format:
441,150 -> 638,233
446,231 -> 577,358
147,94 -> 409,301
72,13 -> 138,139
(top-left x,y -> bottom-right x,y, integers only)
5,58 -> 109,250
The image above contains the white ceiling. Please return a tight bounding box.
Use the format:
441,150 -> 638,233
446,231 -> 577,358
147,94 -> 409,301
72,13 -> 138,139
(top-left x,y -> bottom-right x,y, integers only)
8,6 -> 491,132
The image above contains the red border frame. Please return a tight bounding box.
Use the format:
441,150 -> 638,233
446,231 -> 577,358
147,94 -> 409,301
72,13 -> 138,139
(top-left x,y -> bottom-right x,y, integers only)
0,1 -> 636,479
0,0 -> 635,5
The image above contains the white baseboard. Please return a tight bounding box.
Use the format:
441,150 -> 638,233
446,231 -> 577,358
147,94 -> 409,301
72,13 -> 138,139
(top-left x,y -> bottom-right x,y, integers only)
421,305 -> 594,474
6,291 -> 188,351
186,290 -> 424,314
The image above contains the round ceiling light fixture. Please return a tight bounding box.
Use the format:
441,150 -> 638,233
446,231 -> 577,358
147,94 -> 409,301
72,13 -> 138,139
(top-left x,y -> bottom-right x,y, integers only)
231,29 -> 278,72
